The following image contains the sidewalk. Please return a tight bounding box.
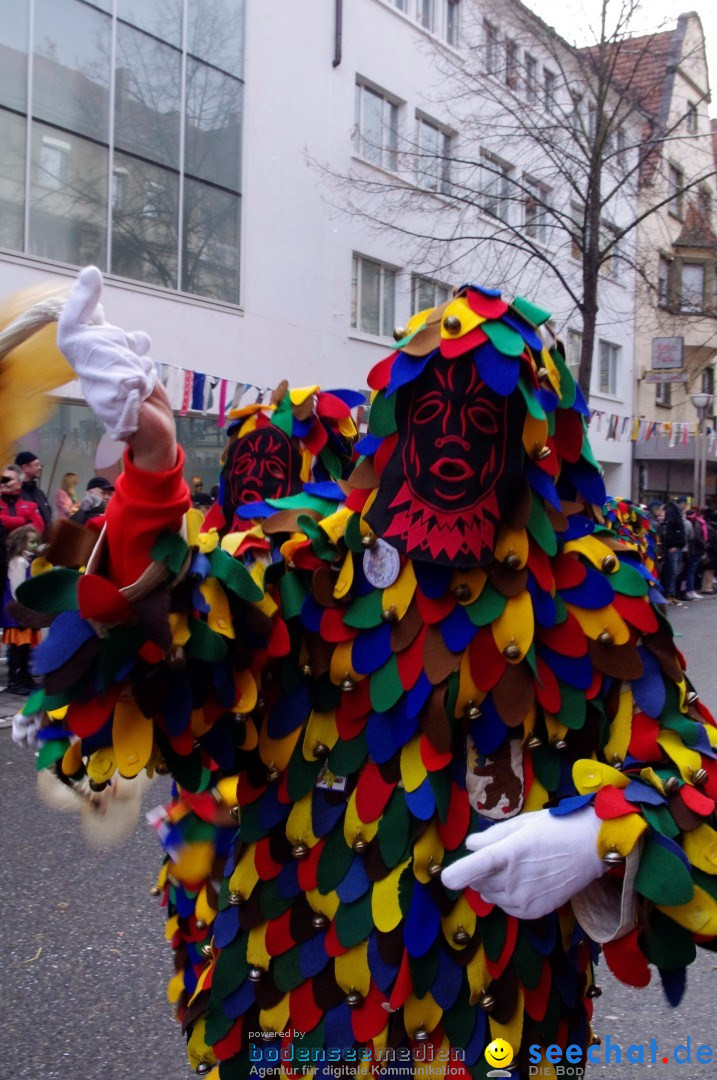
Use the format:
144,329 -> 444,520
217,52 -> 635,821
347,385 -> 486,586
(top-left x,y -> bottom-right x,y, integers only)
0,689 -> 26,725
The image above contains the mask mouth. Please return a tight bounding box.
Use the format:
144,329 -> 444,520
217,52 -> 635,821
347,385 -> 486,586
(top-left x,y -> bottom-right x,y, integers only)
430,458 -> 474,483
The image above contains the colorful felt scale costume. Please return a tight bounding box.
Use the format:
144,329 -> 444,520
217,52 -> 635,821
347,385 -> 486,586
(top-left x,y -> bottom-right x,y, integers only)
15,272 -> 717,1080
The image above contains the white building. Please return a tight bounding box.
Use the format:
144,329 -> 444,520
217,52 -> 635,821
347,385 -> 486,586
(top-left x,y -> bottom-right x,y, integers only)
0,0 -> 636,494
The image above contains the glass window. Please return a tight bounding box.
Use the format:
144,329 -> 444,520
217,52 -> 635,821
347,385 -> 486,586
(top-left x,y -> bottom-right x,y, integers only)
0,0 -> 30,111
681,263 -> 704,313
566,329 -> 582,377
182,181 -> 240,303
481,155 -> 512,222
657,255 -> 672,306
524,177 -> 550,244
110,151 -> 178,288
33,0 -> 111,144
187,0 -> 244,77
0,109 -> 26,250
392,0 -> 409,9
524,54 -> 537,102
416,117 -> 451,193
351,254 -> 396,337
616,127 -> 627,170
355,81 -> 399,172
687,103 -> 698,134
117,0 -> 182,47
602,223 -> 621,281
185,61 -> 242,191
412,274 -> 450,312
115,23 -> 181,170
419,0 -> 434,32
484,21 -> 498,74
29,121 -> 108,268
702,368 -> 714,395
598,340 -> 619,395
655,379 -> 672,407
544,69 -> 556,113
505,41 -> 518,89
446,0 -> 460,46
668,164 -> 684,218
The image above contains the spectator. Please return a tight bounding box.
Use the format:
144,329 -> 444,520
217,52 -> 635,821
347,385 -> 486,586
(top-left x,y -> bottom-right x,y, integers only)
190,475 -> 204,496
54,471 -> 79,520
660,496 -> 686,603
192,491 -> 212,517
704,509 -> 717,594
73,476 -> 113,525
1,523 -> 41,694
209,484 -> 219,503
0,465 -> 44,534
14,451 -> 52,530
686,506 -> 708,599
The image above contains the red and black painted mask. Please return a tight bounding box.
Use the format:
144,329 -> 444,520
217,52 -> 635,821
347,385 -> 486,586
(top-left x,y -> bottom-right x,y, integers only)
366,358 -> 525,566
222,424 -> 301,524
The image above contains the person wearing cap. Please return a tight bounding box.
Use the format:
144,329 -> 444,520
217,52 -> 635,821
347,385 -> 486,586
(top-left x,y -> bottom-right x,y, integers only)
14,451 -> 52,529
73,476 -> 114,526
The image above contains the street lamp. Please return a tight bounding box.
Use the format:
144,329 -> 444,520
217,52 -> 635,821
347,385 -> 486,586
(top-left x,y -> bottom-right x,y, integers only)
690,392 -> 713,507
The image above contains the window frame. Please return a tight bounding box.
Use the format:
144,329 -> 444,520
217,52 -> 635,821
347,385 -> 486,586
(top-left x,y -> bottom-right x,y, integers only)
505,40 -> 518,89
415,114 -> 452,194
657,255 -> 673,307
524,53 -> 537,102
480,153 -> 512,223
354,79 -> 400,173
680,261 -> 705,313
523,176 -> 550,244
566,328 -> 582,378
655,379 -> 672,407
412,273 -> 451,312
668,163 -> 684,220
483,20 -> 499,75
351,253 -> 398,338
37,135 -> 71,190
543,69 -> 556,114
598,339 -> 620,396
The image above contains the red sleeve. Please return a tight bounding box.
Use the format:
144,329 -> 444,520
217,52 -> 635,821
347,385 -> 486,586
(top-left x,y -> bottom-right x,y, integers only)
24,503 -> 44,534
0,507 -> 25,530
105,446 -> 191,587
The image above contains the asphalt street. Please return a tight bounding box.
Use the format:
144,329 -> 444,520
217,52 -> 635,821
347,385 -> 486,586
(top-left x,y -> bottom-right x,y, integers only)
1,600 -> 716,1080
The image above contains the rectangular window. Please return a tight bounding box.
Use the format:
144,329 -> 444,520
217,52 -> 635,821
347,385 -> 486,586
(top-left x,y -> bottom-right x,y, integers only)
419,0 -> 434,32
616,127 -> 627,170
523,177 -> 550,244
602,223 -> 622,281
505,41 -> 518,88
598,340 -> 620,395
391,0 -> 408,9
446,0 -> 460,46
37,135 -> 70,189
570,202 -> 582,259
687,102 -> 698,134
702,367 -> 715,394
355,81 -> 399,171
668,164 -> 684,219
416,116 -> 452,193
657,256 -> 672,306
544,69 -> 556,113
412,274 -> 450,312
524,54 -> 537,101
570,94 -> 582,134
566,329 -> 582,378
587,103 -> 597,139
655,379 -> 672,407
351,254 -> 396,337
681,263 -> 705,312
481,155 -> 512,222
484,20 -> 498,74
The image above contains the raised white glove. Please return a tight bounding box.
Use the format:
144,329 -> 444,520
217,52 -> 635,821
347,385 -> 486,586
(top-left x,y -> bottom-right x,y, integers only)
441,806 -> 605,920
12,711 -> 41,749
57,266 -> 156,441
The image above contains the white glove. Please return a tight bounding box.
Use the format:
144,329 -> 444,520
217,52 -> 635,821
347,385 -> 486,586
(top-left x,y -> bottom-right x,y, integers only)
57,266 -> 157,442
12,711 -> 41,749
441,807 -> 605,920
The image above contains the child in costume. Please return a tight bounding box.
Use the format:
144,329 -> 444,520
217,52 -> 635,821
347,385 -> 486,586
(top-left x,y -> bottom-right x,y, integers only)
16,268 -> 717,1080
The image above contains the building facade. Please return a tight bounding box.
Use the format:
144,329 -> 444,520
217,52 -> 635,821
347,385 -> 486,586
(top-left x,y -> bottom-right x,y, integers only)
1,0 -> 638,495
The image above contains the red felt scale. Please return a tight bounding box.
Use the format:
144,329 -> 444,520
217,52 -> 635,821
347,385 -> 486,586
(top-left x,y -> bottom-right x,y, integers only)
254,836 -> 284,880
485,914 -> 518,980
356,762 -> 396,821
469,626 -> 506,691
396,625 -> 427,691
534,657 -> 561,714
415,589 -> 456,625
437,782 -> 471,849
552,553 -> 587,589
523,957 -> 551,1021
613,593 -> 658,635
367,352 -> 397,391
603,928 -> 651,987
289,980 -> 323,1033
440,326 -> 488,359
351,982 -> 391,1042
537,613 -> 587,657
594,786 -> 636,820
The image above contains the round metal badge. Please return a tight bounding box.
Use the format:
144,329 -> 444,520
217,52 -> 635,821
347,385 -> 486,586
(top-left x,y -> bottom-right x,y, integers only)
363,538 -> 400,588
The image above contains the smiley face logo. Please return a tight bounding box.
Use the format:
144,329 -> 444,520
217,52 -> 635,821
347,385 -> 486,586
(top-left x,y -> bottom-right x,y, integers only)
485,1039 -> 514,1070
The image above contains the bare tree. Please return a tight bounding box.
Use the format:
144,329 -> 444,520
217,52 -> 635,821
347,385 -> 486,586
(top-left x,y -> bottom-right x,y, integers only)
319,0 -> 716,396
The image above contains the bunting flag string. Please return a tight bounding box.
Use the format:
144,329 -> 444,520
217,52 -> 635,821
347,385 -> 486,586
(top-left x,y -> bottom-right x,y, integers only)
589,409 -> 717,456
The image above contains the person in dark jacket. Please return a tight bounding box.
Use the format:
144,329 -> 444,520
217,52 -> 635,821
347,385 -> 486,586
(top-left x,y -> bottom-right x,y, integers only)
0,465 -> 44,534
14,451 -> 52,530
661,497 -> 686,602
73,476 -> 113,525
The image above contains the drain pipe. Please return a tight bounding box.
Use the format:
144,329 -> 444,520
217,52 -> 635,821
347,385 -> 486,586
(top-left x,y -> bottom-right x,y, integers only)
333,0 -> 343,67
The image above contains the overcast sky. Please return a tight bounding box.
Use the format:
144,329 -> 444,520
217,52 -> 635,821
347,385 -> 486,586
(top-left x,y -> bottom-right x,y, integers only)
526,0 -> 717,115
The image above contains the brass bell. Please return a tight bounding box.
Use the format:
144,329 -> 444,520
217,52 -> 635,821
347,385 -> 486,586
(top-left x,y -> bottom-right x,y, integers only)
603,849 -> 625,866
340,675 -> 356,692
610,754 -> 623,769
313,742 -> 329,760
248,966 -> 264,983
291,841 -> 310,860
503,641 -> 522,661
477,991 -> 495,1012
443,315 -> 462,333
413,1026 -> 430,1042
503,552 -> 521,570
312,913 -> 328,929
345,989 -> 363,1009
201,944 -> 213,959
452,925 -> 471,946
353,836 -> 368,854
230,806 -> 241,822
664,776 -> 680,794
586,985 -> 602,999
393,326 -> 407,342
154,760 -> 170,775
427,858 -> 443,878
89,780 -> 109,792
597,629 -> 614,646
196,1063 -> 212,1076
526,734 -> 542,749
381,606 -> 399,624
692,768 -> 709,787
535,445 -> 551,460
149,885 -> 162,898
536,367 -> 549,380
267,764 -> 281,783
452,582 -> 470,601
166,645 -> 186,670
302,664 -> 313,677
601,554 -> 618,573
551,738 -> 568,752
228,891 -> 243,906
196,919 -> 206,931
361,533 -> 377,549
233,713 -> 247,725
255,697 -> 266,712
686,690 -> 699,705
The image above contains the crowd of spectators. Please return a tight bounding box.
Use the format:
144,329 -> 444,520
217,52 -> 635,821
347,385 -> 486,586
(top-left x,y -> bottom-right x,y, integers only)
647,496 -> 717,604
